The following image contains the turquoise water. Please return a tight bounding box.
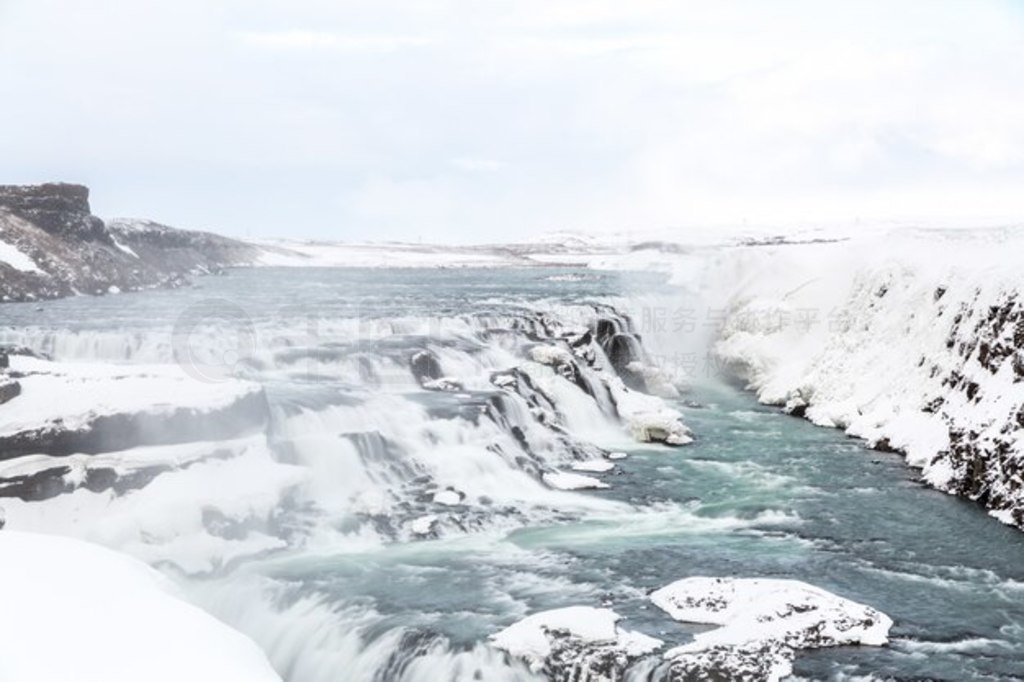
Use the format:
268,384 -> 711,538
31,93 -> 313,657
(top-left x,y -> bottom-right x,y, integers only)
4,268 -> 1024,680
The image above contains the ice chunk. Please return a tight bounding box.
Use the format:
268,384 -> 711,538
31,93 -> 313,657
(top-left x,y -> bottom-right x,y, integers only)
543,470 -> 609,490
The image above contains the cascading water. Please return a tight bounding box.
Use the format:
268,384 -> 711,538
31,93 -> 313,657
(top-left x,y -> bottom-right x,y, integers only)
5,267 -> 1024,681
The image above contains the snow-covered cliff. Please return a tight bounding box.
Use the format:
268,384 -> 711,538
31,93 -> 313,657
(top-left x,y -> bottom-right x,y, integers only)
0,183 -> 268,302
704,228 -> 1024,527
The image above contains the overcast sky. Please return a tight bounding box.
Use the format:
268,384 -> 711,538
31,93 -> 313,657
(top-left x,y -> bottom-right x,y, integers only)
1,0 -> 1023,242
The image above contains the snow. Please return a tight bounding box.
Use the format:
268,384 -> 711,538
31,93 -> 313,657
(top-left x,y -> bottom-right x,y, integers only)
0,355 -> 264,437
0,237 -> 42,273
2,436 -> 305,573
607,451 -> 628,460
700,228 -> 1024,525
409,514 -> 438,535
251,240 -> 534,268
571,460 -> 615,473
651,577 -> 892,682
110,234 -> 138,258
543,470 -> 609,490
421,376 -> 463,391
490,606 -> 661,673
0,435 -> 262,485
433,489 -> 463,505
0,530 -> 281,682
529,344 -> 575,366
627,412 -> 693,445
601,375 -> 693,446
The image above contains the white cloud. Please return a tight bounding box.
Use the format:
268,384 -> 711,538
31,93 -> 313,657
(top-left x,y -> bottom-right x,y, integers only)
0,0 -> 1022,240
450,158 -> 505,173
233,30 -> 434,52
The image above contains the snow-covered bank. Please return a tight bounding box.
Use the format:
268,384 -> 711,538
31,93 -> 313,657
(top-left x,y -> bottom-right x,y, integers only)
250,236 -> 625,269
0,530 -> 281,682
698,228 -> 1024,527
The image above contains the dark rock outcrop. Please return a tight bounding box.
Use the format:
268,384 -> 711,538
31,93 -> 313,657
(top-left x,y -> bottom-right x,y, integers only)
0,183 -> 267,303
0,183 -> 109,243
0,378 -> 20,406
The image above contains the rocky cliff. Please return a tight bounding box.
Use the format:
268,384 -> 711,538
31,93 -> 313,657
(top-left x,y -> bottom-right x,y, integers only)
0,183 -> 266,303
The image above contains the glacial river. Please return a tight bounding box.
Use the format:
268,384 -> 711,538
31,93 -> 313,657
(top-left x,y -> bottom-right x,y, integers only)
3,268 -> 1024,681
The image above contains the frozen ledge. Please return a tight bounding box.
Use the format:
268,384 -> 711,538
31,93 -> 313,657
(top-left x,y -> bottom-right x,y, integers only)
651,577 -> 892,682
0,530 -> 281,682
0,356 -> 268,459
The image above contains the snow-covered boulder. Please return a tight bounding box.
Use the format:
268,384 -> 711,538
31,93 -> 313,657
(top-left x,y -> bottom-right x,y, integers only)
605,377 -> 693,446
491,606 -> 661,680
0,530 -> 281,682
651,577 -> 892,681
628,412 -> 693,446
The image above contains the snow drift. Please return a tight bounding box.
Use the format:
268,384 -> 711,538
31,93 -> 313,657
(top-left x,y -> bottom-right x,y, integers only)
0,530 -> 281,682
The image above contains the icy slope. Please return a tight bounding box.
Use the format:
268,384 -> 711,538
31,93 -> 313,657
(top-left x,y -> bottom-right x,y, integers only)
0,530 -> 281,682
705,228 -> 1024,527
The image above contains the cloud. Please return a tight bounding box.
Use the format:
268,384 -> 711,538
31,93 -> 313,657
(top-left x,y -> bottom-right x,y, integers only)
450,158 -> 505,173
0,0 -> 1023,240
233,30 -> 434,52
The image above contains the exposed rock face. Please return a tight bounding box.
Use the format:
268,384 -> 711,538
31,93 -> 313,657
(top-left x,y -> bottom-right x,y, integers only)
0,377 -> 20,406
0,183 -> 268,303
107,218 -> 266,275
0,183 -> 108,242
0,350 -> 18,406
